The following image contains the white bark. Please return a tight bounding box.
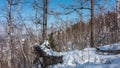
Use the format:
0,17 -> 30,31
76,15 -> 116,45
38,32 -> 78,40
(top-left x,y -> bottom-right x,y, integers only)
7,0 -> 12,68
117,0 -> 120,29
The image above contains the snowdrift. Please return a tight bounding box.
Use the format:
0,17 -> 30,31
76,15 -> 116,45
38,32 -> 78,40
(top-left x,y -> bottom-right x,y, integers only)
38,41 -> 120,68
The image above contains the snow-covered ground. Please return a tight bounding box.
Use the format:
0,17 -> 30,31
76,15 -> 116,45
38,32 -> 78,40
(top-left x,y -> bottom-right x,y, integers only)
39,41 -> 120,68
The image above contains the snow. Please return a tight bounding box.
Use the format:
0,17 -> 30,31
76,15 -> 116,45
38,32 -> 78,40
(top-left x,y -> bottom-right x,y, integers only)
39,40 -> 64,56
38,40 -> 120,68
22,38 -> 25,42
98,43 -> 120,50
67,41 -> 73,51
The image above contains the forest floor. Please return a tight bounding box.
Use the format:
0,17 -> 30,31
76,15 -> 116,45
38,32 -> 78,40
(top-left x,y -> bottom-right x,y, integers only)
39,41 -> 120,68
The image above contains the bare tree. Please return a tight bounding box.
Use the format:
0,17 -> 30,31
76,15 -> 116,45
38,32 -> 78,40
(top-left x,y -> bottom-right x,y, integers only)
90,0 -> 94,47
33,0 -> 40,43
7,0 -> 12,68
117,0 -> 120,30
43,0 -> 48,40
7,0 -> 23,68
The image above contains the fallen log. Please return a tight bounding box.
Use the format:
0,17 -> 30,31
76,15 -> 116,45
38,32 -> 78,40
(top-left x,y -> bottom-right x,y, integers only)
33,46 -> 63,68
96,47 -> 120,55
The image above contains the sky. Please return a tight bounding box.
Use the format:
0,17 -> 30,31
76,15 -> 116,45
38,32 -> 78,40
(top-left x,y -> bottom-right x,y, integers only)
0,0 -> 117,30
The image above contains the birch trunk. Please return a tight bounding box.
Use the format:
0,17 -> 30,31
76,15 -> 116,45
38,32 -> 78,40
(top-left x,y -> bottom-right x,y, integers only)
117,0 -> 120,29
7,0 -> 12,68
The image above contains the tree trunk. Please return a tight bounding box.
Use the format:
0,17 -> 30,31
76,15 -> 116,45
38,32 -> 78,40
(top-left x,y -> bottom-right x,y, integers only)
90,0 -> 94,47
42,0 -> 48,40
117,0 -> 120,29
117,0 -> 120,42
35,9 -> 39,43
7,0 -> 12,68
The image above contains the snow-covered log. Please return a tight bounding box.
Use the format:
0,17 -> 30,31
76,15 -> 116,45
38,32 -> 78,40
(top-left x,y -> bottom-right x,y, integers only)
96,47 -> 120,54
33,43 -> 63,68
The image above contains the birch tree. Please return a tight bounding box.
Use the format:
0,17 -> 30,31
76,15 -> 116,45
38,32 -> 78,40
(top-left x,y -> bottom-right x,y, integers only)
7,0 -> 12,68
117,0 -> 120,30
7,0 -> 21,68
